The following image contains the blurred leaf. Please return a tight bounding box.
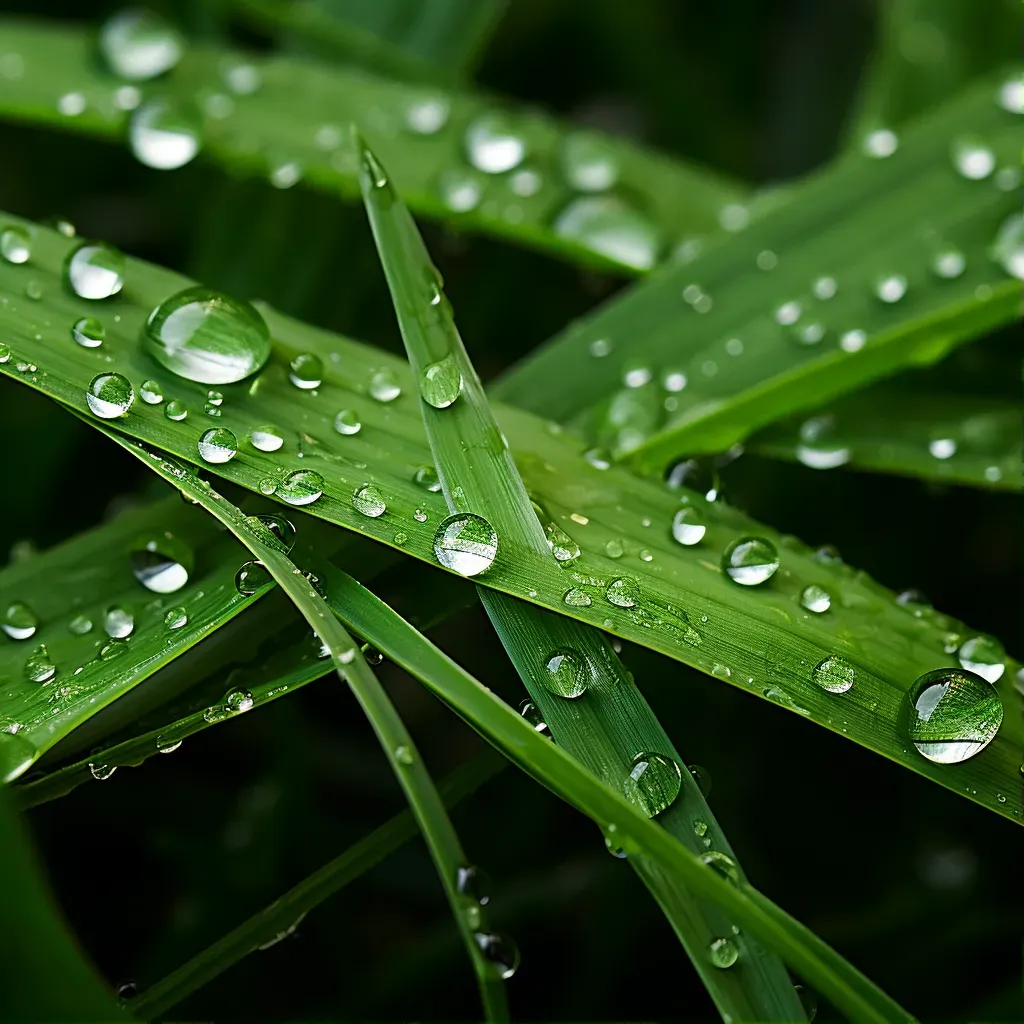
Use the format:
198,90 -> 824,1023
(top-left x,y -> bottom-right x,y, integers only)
495,73 -> 1022,460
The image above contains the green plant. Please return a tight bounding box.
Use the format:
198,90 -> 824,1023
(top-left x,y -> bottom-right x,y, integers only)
0,3 -> 1019,1021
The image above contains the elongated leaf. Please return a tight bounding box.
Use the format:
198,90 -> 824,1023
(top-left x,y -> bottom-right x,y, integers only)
357,137 -> 804,1021
0,213 -> 1019,824
495,72 -> 1023,462
750,383 -> 1022,490
0,19 -> 740,272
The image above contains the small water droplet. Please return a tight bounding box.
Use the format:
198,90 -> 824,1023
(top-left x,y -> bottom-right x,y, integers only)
57,92 -> 86,116
813,654 -> 855,693
68,614 -> 92,635
474,932 -> 520,980
701,851 -> 739,885
931,246 -> 966,279
957,636 -> 1005,683
605,577 -> 639,608
1,225 -> 30,264
288,352 -> 323,390
623,752 -> 682,817
840,329 -> 866,352
604,539 -> 624,558
542,649 -> 589,699
130,97 -> 201,169
352,483 -> 387,518
197,427 -> 238,464
394,744 -> 414,765
928,437 -> 956,460
99,8 -> 183,80
796,414 -> 851,470
465,112 -> 526,173
875,274 -> 907,303
235,560 -> 272,595
775,300 -> 801,325
800,584 -> 831,613
99,639 -> 128,661
86,372 -> 134,418
414,465 -> 442,492
420,354 -> 463,408
951,137 -> 995,180
368,368 -> 402,402
103,605 -> 134,639
559,132 -> 619,192
722,537 -> 778,586
456,864 -> 491,904
812,275 -> 837,300
863,128 -> 898,158
131,536 -> 190,593
164,606 -> 187,629
278,470 -> 324,506
65,242 -> 125,300
0,343 -> 10,363
665,458 -> 720,500
164,398 -> 187,421
992,212 -> 1024,280
520,700 -> 549,734
433,513 -> 497,576
563,587 -> 592,607
2,601 -> 38,640
437,168 -> 483,212
25,644 -> 56,682
334,409 -> 361,435
554,196 -> 659,270
688,764 -> 712,798
139,379 -> 163,404
671,507 -> 706,546
249,424 -> 284,452
709,937 -> 739,969
404,93 -> 450,135
89,762 -> 117,781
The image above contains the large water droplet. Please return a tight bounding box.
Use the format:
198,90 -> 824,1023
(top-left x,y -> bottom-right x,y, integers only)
813,655 -> 855,693
352,483 -> 387,518
235,560 -> 272,595
278,469 -> 324,506
622,752 -> 682,817
950,137 -> 995,180
65,242 -> 125,300
1,225 -> 30,264
465,112 -> 526,173
104,605 -> 134,639
419,354 -> 463,408
554,196 -> 659,270
99,8 -> 183,80
368,368 -> 402,402
197,427 -> 238,464
542,649 -> 589,699
722,537 -> 779,586
86,372 -> 134,418
957,636 -> 1005,683
131,535 -> 191,593
474,932 -> 520,980
901,668 -> 1002,764
800,584 -> 831,613
433,513 -> 497,576
992,212 -> 1024,280
130,98 -> 201,170
796,414 -> 851,470
144,287 -> 271,384
288,352 -> 323,390
671,506 -> 706,546
249,424 -> 284,452
1,601 -> 38,640
709,937 -> 739,969
559,132 -> 619,192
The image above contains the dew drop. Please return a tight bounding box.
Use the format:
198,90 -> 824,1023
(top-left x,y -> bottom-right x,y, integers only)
722,537 -> 779,586
89,763 -> 117,781
1,225 -> 30,264
131,536 -> 191,593
130,98 -> 201,169
928,438 -> 956,460
671,506 -> 706,546
812,275 -> 837,300
249,424 -> 284,452
278,469 -> 324,506
931,246 -> 966,279
352,483 -> 387,518
840,329 -> 867,352
542,649 -> 589,699
554,196 -> 659,271
433,513 -> 497,576
1,601 -> 38,640
813,654 -> 855,693
474,932 -> 520,980
65,242 -> 125,300
437,168 -> 483,212
666,457 -> 719,500
334,409 -> 361,435
86,372 -> 134,418
863,128 -> 898,157
368,368 -> 402,402
235,560 -> 272,595
25,644 -> 56,682
563,587 -> 592,607
700,851 -> 739,885
520,700 -> 549,735
164,606 -> 187,629
68,614 -> 92,635
796,414 -> 851,470
139,379 -> 163,404
875,274 -> 907,303
420,354 -> 463,408
288,352 -> 323,390
800,584 -> 831,613
164,398 -> 187,421
404,93 -> 450,135
465,112 -> 526,174
99,8 -> 183,80
104,605 -> 134,639
605,577 -> 639,608
957,636 -> 1005,683
414,465 -> 442,492
951,137 -> 995,180
394,744 -> 414,765
622,752 -> 682,817
197,427 -> 237,464
225,687 -> 254,713
709,937 -> 739,969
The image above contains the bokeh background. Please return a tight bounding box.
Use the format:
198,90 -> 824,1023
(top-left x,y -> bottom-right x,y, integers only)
1,0 -> 1021,1020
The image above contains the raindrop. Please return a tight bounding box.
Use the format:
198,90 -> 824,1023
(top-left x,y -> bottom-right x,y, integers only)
413,509 -> 428,523
863,128 -> 898,158
197,427 -> 237,464
250,513 -> 296,552
164,399 -> 187,421
709,937 -> 739,969
1,601 -> 38,640
992,212 -> 1024,280
334,409 -> 361,435
465,112 -> 526,173
164,606 -> 187,629
875,274 -> 907,303
901,668 -> 1002,764
404,93 -> 450,135
352,483 -> 387,518
0,343 -> 9,363
800,584 -> 831,613
420,354 -> 463,408
139,379 -> 163,404
65,242 -> 125,300
931,246 -> 966,279
144,287 -> 271,385
671,506 -> 706,546
433,513 -> 497,576
605,577 -> 639,608
0,225 -> 30,264
589,338 -> 613,358
563,587 -> 592,607
131,536 -> 191,593
957,636 -> 1005,683
813,655 -> 855,693
99,639 -> 127,660
622,752 -> 682,817
86,372 -> 134,418
793,320 -> 826,345
584,448 -> 611,470
235,560 -> 272,595
278,470 -> 324,506
559,132 -> 619,192
542,649 -> 589,699
99,8 -> 183,80
288,352 -> 323,390
896,589 -> 931,613
249,424 -> 284,452
951,137 -> 995,180
622,365 -> 652,388
722,537 -> 779,586
25,279 -> 43,301
554,196 -> 659,271
130,98 -> 201,170
104,605 -> 134,639
474,932 -> 520,980
368,368 -> 402,402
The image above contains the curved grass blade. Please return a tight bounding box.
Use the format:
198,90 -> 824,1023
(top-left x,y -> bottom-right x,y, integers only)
356,135 -> 805,1021
0,18 -> 741,273
316,565 -> 915,1024
103,430 -> 511,1022
0,213 -> 1019,823
127,750 -> 505,1019
750,383 -> 1022,491
494,72 -> 1023,461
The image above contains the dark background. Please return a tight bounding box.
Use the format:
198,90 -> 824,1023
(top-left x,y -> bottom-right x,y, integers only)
1,1 -> 1021,1020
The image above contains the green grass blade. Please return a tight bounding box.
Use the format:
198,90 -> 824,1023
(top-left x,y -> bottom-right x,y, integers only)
315,564 -> 916,1024
750,382 -> 1022,491
0,212 -> 1019,824
0,18 -> 741,273
494,72 -> 1023,461
103,429 -> 511,1022
356,134 -> 806,1021
127,750 -> 505,1019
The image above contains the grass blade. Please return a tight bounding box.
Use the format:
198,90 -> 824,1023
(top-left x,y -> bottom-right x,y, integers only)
0,213 -> 1018,823
0,18 -> 741,273
127,750 -> 505,1019
494,72 -> 1023,460
355,135 -> 806,1020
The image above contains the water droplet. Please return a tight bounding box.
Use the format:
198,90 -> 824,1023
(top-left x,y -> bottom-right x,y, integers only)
24,643 -> 56,682
563,587 -> 592,607
144,287 -> 271,384
456,864 -> 491,905
164,398 -> 188,421
103,605 -> 134,639
474,932 -> 520,980
352,483 -> 387,518
863,128 -> 898,158
813,654 -> 855,693
554,196 -> 659,270
288,352 -> 323,390
875,274 -> 907,303
250,513 -> 296,553
139,379 -> 163,404
559,132 -> 619,192
709,937 -> 739,969
99,639 -> 128,660
688,764 -> 712,798
605,577 -> 639,608
465,112 -> 526,173
931,246 -> 966,279
197,427 -> 238,464
86,372 -> 134,418
57,91 -> 86,116
775,300 -> 801,325
0,343 -> 9,363
249,424 -> 284,452
992,212 -> 1024,280
901,668 -> 1002,764
520,700 -> 549,734
542,649 -> 589,699
812,275 -> 837,299
800,584 -> 831,613
722,537 -> 778,586
404,93 -> 450,135
957,636 -> 1005,683
928,437 -> 956,460
68,614 -> 92,635
433,513 -> 497,576
99,8 -> 183,80
2,601 -> 38,640
671,507 -> 706,546
131,536 -> 190,593
235,560 -> 272,595
666,458 -> 719,500
164,606 -> 187,629
622,752 -> 682,817
718,203 -> 749,231
334,409 -> 361,435
24,279 -> 42,301
840,329 -> 866,352
413,509 -> 428,524
89,762 -> 117,781
130,98 -> 201,169
65,242 -> 125,300
793,320 -> 826,345
1,225 -> 30,264
437,168 -> 483,212
368,368 -> 402,402
420,354 -> 463,408
796,414 -> 851,470
701,851 -> 739,885
225,687 -> 254,712
414,465 -> 442,492
278,470 -> 324,506
951,137 -> 995,180
0,730 -> 36,783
